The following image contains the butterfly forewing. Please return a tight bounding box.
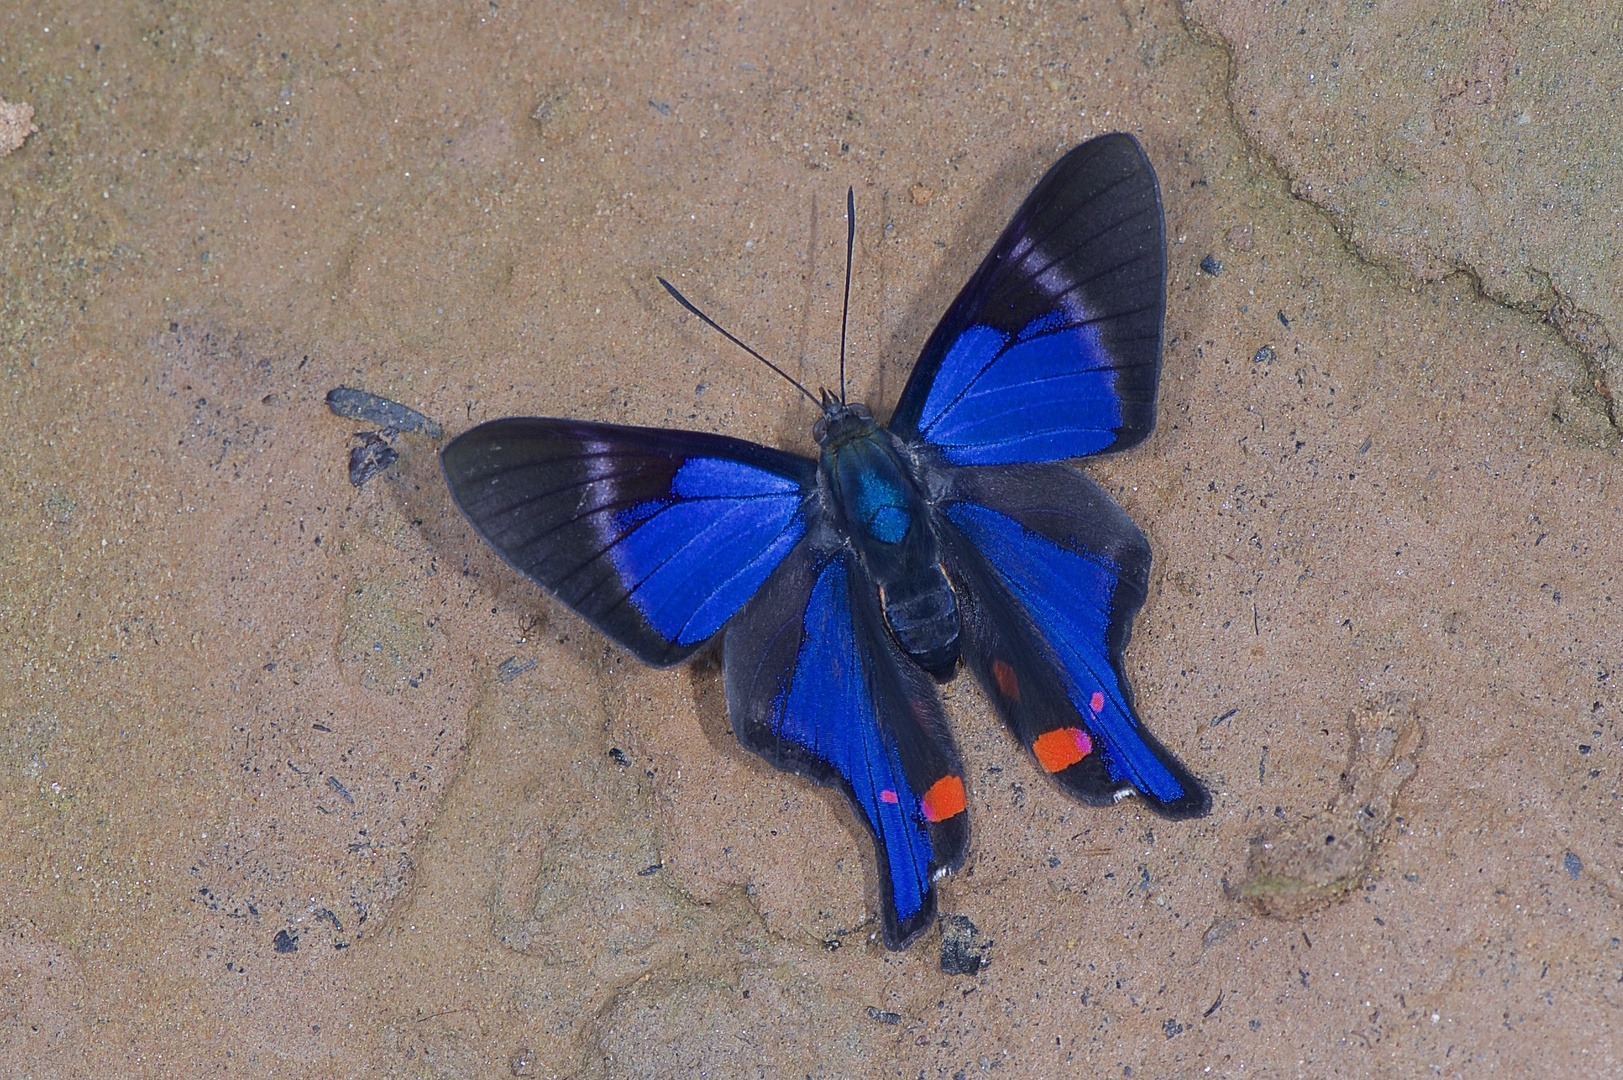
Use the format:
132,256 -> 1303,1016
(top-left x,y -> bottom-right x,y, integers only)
442,417 -> 815,666
889,132 -> 1166,464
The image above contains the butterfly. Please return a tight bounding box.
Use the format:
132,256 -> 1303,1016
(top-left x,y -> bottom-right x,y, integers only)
441,133 -> 1210,950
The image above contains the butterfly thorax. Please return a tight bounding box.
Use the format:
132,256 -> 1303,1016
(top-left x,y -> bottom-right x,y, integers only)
815,398 -> 960,679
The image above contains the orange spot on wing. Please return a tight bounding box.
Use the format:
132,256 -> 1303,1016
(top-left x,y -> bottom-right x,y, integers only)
920,775 -> 967,822
992,658 -> 1021,702
1033,727 -> 1094,772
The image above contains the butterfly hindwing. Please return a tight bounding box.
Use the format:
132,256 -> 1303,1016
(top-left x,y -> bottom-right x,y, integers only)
889,132 -> 1166,465
441,417 -> 815,666
724,541 -> 970,949
938,463 -> 1209,819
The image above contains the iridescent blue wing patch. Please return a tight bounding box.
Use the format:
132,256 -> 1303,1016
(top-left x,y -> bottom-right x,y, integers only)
938,463 -> 1208,818
889,133 -> 1166,465
442,417 -> 814,666
724,542 -> 970,949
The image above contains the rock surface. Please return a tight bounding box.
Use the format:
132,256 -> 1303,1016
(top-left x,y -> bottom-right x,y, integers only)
1,1 -> 1617,1076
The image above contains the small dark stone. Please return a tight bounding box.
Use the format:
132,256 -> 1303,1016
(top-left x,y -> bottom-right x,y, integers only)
608,747 -> 630,766
865,1006 -> 902,1025
326,386 -> 443,437
1565,852 -> 1583,879
347,431 -> 399,486
939,913 -> 991,975
1199,254 -> 1223,276
1252,344 -> 1277,365
272,929 -> 299,953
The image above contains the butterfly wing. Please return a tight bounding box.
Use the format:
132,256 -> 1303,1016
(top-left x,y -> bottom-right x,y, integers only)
724,540 -> 971,949
888,132 -> 1166,465
938,463 -> 1208,819
441,417 -> 815,666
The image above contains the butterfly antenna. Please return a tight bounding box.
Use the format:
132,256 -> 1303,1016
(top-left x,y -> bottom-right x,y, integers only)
838,186 -> 856,404
658,277 -> 819,406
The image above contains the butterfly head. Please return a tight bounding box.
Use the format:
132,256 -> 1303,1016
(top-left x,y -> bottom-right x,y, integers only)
813,390 -> 875,449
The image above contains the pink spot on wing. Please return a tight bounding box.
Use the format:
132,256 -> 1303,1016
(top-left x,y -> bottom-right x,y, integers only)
1072,728 -> 1094,757
1089,691 -> 1105,714
880,789 -> 899,804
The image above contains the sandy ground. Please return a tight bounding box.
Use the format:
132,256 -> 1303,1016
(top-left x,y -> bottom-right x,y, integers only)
2,1 -> 1619,1077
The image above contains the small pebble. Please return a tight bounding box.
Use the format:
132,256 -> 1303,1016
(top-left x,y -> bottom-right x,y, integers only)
327,386 -> 443,438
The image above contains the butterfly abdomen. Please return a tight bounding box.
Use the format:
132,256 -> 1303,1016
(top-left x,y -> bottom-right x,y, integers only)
818,403 -> 961,678
878,566 -> 959,679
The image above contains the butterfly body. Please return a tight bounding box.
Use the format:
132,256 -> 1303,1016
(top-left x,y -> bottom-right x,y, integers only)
815,398 -> 961,678
443,133 -> 1209,950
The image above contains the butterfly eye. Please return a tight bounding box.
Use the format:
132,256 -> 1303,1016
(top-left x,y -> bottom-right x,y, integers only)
849,403 -> 873,421
813,417 -> 829,442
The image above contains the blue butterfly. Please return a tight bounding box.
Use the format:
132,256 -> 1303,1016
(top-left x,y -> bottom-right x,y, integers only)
441,133 -> 1209,950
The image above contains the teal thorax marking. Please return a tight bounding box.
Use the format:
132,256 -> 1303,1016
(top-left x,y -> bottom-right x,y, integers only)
814,399 -> 924,550
861,488 -> 911,545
